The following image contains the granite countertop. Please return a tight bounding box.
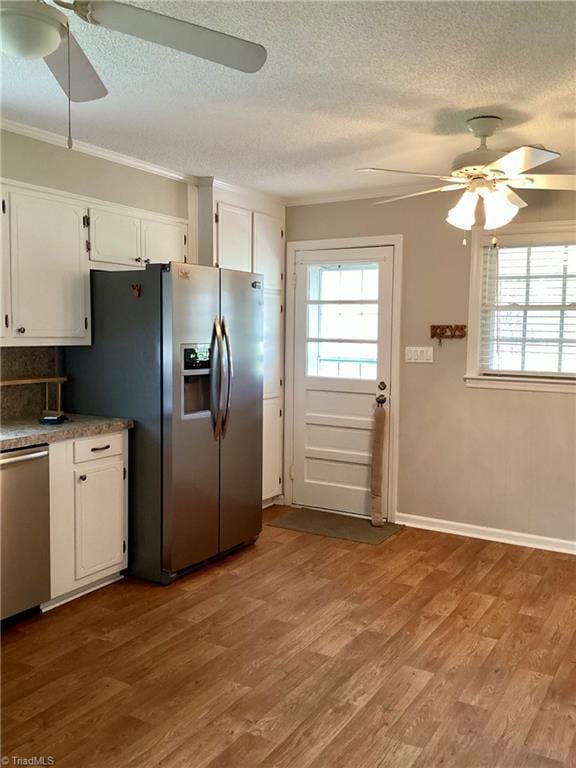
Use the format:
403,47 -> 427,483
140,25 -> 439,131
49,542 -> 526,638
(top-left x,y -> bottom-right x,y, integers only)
0,414 -> 133,451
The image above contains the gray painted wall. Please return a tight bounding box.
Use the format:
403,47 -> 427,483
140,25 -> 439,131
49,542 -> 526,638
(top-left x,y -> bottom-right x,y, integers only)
286,190 -> 576,542
1,130 -> 188,218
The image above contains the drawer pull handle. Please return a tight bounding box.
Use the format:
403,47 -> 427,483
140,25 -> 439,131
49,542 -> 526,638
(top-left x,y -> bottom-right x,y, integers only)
91,444 -> 111,452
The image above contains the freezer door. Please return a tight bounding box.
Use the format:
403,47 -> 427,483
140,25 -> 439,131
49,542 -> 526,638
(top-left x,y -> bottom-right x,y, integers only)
162,263 -> 220,573
219,269 -> 264,551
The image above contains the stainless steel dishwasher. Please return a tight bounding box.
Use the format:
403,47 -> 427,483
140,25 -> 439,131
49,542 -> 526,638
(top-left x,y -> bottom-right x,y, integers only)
1,445 -> 50,619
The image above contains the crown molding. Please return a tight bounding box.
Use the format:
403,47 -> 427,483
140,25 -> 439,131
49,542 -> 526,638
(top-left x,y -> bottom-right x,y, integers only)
1,119 -> 199,184
285,184 -> 438,207
213,177 -> 288,207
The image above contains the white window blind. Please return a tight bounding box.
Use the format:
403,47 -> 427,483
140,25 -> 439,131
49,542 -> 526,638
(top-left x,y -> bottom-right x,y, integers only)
479,243 -> 576,377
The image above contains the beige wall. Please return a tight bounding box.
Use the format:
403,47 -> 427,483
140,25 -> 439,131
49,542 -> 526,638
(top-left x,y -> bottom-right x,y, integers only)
286,191 -> 576,542
1,130 -> 188,218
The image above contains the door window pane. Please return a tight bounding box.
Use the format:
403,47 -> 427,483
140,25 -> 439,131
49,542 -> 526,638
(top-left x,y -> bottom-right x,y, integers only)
307,303 -> 377,340
307,341 -> 377,379
308,263 -> 378,301
306,262 -> 380,380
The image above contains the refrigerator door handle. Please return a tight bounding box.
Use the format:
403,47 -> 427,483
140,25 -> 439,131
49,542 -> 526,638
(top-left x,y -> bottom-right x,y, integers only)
210,317 -> 224,440
221,317 -> 233,438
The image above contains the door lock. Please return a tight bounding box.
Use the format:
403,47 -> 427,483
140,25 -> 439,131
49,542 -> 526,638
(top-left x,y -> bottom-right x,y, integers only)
378,381 -> 387,391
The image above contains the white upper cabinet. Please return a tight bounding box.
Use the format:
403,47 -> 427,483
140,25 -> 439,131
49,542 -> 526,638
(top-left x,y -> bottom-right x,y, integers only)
89,207 -> 142,267
1,194 -> 11,339
141,219 -> 187,264
253,212 -> 283,290
9,190 -> 89,342
216,202 -> 252,272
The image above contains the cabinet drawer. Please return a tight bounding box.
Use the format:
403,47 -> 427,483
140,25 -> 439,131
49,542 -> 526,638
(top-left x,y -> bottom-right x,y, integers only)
73,433 -> 123,464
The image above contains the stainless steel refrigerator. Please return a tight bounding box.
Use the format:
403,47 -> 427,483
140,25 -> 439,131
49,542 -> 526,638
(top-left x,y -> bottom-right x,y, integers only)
64,263 -> 263,584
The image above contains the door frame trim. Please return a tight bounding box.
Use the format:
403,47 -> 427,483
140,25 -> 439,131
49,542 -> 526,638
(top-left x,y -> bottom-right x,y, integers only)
284,235 -> 403,521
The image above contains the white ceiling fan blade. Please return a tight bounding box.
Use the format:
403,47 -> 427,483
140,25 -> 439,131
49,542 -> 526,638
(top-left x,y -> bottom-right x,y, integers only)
44,32 -> 107,102
507,174 -> 576,191
372,185 -> 461,206
357,167 -> 451,180
500,185 -> 528,208
79,1 -> 267,73
481,146 -> 560,176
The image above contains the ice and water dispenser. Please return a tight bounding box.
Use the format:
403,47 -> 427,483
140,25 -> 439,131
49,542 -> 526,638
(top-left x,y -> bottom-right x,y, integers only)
182,343 -> 211,415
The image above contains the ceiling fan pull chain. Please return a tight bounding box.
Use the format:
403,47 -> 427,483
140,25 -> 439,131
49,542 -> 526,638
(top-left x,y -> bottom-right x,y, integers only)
66,25 -> 73,149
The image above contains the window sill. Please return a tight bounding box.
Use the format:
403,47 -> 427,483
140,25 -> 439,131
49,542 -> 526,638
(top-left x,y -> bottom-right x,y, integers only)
464,375 -> 576,394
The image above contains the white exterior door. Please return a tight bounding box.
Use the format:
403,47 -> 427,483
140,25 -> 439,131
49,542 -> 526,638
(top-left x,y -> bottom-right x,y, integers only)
292,247 -> 394,517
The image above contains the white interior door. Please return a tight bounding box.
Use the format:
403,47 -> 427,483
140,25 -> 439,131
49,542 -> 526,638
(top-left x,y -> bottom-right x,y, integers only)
292,247 -> 394,517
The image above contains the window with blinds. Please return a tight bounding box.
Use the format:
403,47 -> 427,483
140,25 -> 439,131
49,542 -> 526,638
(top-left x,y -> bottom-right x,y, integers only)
479,244 -> 576,376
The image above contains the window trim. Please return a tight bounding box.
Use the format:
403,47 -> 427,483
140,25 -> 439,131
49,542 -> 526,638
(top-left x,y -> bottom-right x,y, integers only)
466,220 -> 576,394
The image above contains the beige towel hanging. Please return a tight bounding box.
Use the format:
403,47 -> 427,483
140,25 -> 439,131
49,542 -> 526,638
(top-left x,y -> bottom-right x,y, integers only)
370,405 -> 386,527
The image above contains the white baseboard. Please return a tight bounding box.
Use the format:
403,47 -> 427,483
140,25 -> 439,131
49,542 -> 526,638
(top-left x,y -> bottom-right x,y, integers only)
395,513 -> 576,556
263,494 -> 285,509
41,574 -> 124,612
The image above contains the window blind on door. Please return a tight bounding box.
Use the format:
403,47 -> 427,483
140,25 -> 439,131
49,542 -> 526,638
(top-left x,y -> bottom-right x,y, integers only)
479,243 -> 576,376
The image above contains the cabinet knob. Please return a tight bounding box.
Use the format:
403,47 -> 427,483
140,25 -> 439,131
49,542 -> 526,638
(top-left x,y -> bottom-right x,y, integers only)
16,326 -> 25,334
79,474 -> 87,482
135,257 -> 143,263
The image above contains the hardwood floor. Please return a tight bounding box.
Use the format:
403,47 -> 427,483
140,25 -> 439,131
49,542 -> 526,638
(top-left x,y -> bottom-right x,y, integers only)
2,506 -> 576,768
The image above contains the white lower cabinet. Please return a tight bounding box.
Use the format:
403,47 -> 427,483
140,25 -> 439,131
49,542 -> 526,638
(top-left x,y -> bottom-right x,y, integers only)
263,398 -> 283,501
49,431 -> 128,603
74,463 -> 125,580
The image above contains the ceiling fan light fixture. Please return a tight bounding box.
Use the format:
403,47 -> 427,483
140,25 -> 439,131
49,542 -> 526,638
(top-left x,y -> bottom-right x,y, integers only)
446,190 -> 478,230
0,2 -> 66,59
480,188 -> 520,230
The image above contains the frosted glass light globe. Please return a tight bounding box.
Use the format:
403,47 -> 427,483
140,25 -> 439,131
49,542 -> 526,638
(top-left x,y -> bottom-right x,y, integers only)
0,5 -> 65,60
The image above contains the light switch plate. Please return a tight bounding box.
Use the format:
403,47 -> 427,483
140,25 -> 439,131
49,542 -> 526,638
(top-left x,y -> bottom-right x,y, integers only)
405,346 -> 434,363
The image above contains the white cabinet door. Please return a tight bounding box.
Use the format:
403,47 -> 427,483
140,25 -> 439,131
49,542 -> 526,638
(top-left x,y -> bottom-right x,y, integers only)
253,212 -> 283,290
10,190 -> 88,340
1,193 -> 11,338
141,219 -> 187,264
263,398 -> 283,500
216,202 -> 252,271
263,292 -> 283,399
89,207 -> 142,267
74,462 -> 125,579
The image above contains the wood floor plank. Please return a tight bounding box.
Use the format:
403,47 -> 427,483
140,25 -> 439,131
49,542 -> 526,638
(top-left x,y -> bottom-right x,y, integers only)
2,505 -> 575,768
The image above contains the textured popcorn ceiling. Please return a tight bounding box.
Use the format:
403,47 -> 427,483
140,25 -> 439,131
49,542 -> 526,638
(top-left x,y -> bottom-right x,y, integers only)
2,1 -> 575,201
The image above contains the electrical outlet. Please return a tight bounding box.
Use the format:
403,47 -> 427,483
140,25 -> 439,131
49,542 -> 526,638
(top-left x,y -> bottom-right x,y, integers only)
405,346 -> 434,363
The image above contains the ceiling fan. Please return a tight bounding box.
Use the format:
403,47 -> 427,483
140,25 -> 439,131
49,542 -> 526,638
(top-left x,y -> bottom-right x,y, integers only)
358,116 -> 576,231
0,0 -> 267,102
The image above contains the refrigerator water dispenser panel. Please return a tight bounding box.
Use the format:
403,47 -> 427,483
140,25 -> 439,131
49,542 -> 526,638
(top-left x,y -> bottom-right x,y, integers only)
183,344 -> 211,372
182,344 -> 211,416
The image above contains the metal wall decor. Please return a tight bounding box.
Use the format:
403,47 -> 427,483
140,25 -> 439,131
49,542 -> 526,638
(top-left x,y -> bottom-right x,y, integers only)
430,324 -> 467,345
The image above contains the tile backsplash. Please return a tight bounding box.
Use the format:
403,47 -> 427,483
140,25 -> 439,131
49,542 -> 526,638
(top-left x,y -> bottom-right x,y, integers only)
1,347 -> 61,421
